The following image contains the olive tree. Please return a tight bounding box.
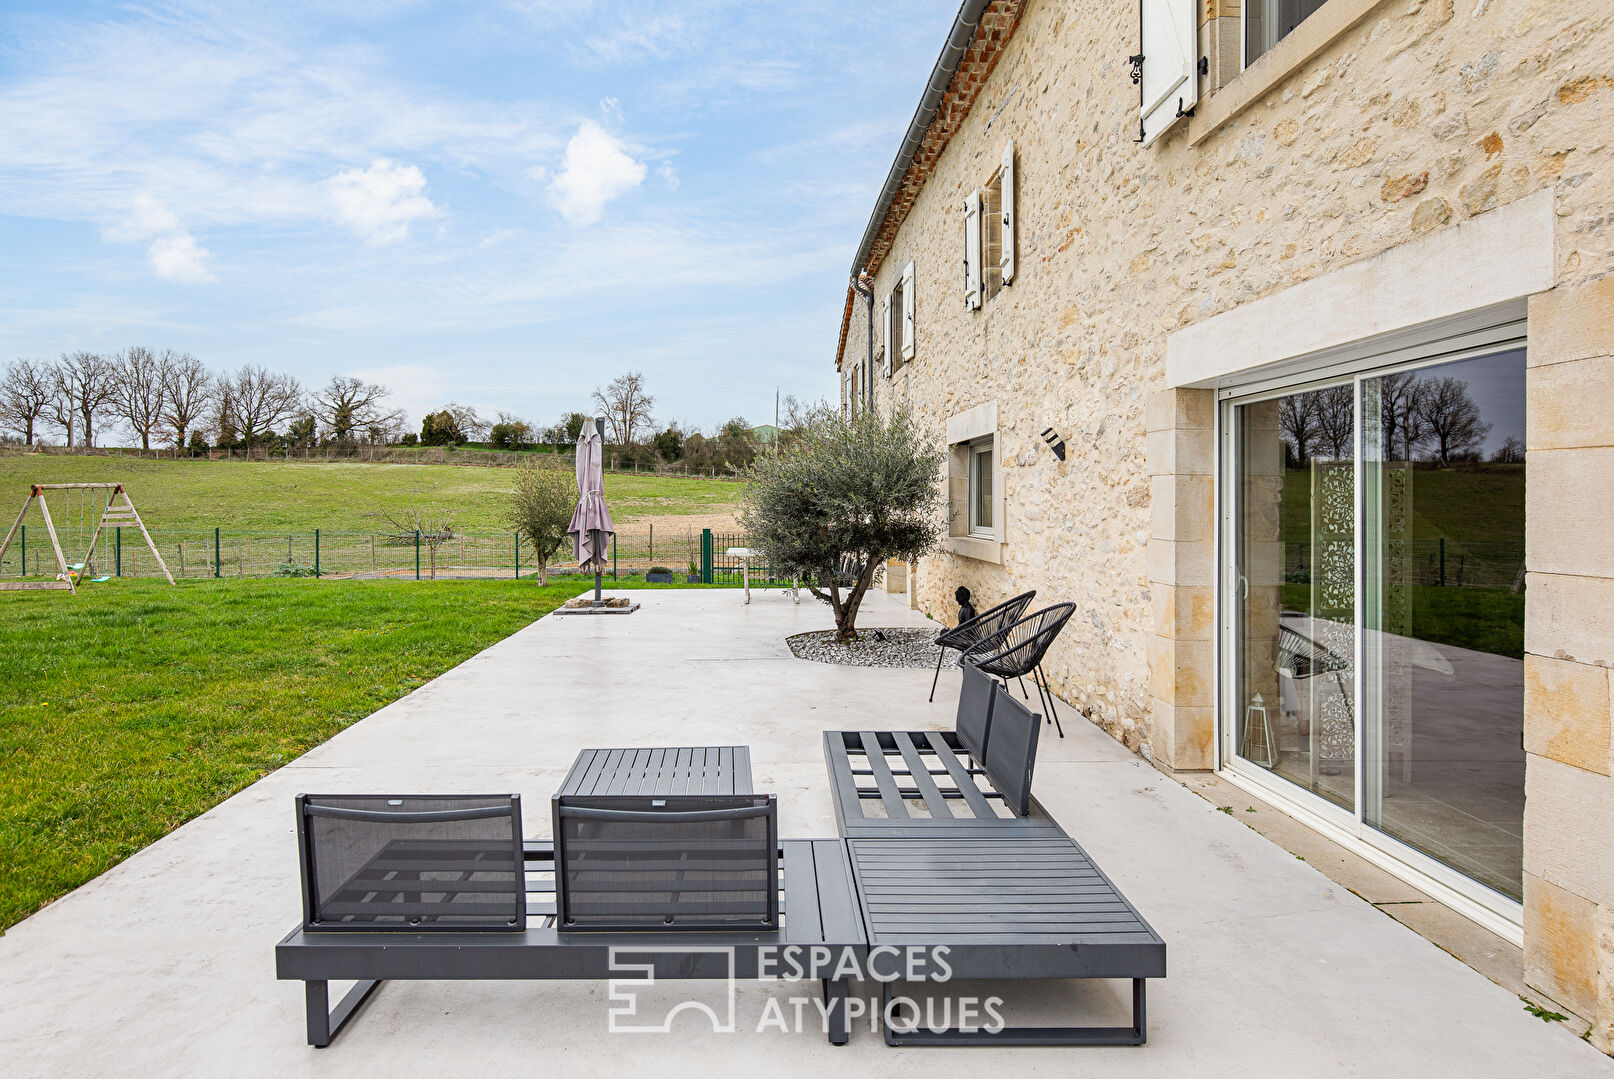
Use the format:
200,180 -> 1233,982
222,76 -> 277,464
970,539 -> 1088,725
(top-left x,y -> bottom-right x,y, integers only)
741,404 -> 944,643
507,465 -> 575,585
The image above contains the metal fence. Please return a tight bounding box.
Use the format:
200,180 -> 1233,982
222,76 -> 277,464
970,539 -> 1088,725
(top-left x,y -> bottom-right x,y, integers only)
0,524 -> 779,583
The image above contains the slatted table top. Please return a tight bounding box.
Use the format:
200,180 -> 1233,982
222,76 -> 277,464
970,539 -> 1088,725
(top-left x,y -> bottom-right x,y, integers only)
845,836 -> 1166,980
823,730 -> 1063,837
557,746 -> 753,797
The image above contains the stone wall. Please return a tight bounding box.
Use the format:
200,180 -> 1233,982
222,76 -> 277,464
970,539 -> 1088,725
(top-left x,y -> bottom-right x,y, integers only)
853,0 -> 1614,1037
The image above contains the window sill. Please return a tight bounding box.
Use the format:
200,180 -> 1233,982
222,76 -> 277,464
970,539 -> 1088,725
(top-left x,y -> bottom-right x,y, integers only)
1188,0 -> 1388,147
943,535 -> 1003,564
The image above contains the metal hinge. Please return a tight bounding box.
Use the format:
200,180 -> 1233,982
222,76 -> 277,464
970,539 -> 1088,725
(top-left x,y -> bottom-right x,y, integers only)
1199,55 -> 1209,76
1128,53 -> 1144,85
1176,97 -> 1195,119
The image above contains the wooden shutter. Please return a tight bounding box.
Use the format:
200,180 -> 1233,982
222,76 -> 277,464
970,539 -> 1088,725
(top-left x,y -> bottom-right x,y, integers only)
999,141 -> 1016,284
1139,0 -> 1198,146
881,293 -> 893,374
963,190 -> 982,310
901,261 -> 916,362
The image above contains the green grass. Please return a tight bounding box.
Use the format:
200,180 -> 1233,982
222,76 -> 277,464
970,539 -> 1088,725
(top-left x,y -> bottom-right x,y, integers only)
0,454 -> 740,532
0,575 -> 713,929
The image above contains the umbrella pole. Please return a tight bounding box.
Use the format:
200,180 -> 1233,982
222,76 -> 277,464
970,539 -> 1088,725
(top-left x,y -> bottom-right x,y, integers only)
593,529 -> 603,604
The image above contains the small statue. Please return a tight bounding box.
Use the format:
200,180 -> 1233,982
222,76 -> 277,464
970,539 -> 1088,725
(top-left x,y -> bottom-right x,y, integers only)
955,585 -> 977,627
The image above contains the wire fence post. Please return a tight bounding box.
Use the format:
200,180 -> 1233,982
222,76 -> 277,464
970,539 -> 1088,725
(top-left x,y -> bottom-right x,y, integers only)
115,527 -> 121,576
415,530 -> 421,580
700,528 -> 713,584
649,523 -> 653,564
215,527 -> 221,578
314,529 -> 320,578
19,524 -> 24,577
514,532 -> 519,579
612,533 -> 617,580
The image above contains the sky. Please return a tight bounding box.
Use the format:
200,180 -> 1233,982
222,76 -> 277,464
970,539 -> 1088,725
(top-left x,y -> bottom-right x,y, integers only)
0,0 -> 956,440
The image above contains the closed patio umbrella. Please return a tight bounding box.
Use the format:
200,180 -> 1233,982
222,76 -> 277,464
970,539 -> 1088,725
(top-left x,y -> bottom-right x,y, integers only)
567,418 -> 615,603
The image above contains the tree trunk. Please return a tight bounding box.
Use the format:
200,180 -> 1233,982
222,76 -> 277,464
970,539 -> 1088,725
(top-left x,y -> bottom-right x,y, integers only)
831,559 -> 879,643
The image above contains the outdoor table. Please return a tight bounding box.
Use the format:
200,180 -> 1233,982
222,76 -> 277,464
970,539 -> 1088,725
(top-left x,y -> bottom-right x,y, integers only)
725,546 -> 799,605
557,745 -> 753,796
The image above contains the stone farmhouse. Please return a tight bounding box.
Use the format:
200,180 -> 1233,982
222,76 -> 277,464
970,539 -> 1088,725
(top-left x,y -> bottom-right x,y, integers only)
833,0 -> 1614,1049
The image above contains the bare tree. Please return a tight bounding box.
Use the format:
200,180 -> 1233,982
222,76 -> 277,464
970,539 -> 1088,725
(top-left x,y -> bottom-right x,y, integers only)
1374,372 -> 1427,461
0,359 -> 52,445
114,346 -> 169,451
48,365 -> 76,447
1416,376 -> 1491,464
225,365 -> 304,448
379,506 -> 456,579
592,371 -> 655,445
445,402 -> 489,442
313,376 -> 402,445
160,351 -> 213,450
1311,385 -> 1355,460
1279,393 -> 1318,464
57,351 -> 119,448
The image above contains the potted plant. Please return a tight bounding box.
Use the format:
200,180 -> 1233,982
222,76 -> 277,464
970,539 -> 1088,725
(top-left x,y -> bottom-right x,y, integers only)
647,565 -> 674,583
686,558 -> 701,583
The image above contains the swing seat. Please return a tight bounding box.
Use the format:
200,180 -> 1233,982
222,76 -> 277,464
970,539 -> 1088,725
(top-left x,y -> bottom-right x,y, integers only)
91,576 -> 111,583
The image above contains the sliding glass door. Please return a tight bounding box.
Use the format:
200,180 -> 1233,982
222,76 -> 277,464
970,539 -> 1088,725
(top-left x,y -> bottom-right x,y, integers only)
1224,344 -> 1526,911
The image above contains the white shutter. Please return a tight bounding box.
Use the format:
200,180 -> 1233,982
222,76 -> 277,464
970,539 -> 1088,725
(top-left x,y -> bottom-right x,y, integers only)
1139,0 -> 1198,147
963,190 -> 982,310
901,261 -> 916,362
999,140 -> 1016,285
880,293 -> 893,374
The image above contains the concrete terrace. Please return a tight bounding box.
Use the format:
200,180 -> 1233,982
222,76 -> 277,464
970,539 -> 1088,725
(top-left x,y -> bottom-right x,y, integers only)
0,589 -> 1604,1076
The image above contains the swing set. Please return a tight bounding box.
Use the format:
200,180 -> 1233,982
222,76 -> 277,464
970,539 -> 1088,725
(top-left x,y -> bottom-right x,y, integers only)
0,483 -> 174,593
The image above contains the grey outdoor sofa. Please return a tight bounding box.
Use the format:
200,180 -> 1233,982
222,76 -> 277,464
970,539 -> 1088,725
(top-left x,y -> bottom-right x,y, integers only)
822,664 -> 1167,1045
275,790 -> 865,1047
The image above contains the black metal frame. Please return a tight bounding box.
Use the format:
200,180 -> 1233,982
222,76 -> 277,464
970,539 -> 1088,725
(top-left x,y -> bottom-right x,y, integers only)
880,978 -> 1147,1047
962,603 -> 1078,738
279,838 -> 865,1048
551,794 -> 780,931
929,589 -> 1036,702
296,794 -> 526,933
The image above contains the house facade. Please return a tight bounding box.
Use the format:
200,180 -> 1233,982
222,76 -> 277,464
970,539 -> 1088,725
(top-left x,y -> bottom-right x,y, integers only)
835,0 -> 1614,1048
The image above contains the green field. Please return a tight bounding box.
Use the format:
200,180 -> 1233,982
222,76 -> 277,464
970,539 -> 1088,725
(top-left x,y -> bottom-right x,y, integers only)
0,454 -> 740,533
0,576 -> 714,929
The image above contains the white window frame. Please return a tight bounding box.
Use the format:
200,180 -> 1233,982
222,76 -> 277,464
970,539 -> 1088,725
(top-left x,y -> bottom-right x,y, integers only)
1215,315 -> 1529,945
944,402 -> 1003,563
967,437 -> 995,538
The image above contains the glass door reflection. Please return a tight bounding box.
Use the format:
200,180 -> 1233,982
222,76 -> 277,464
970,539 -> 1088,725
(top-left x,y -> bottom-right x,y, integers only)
1234,386 -> 1356,812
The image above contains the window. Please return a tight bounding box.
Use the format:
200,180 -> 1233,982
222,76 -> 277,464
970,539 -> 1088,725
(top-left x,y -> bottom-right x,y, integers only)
968,438 -> 995,537
887,261 -> 915,374
965,143 -> 1016,309
1224,341 -> 1529,914
1246,0 -> 1329,65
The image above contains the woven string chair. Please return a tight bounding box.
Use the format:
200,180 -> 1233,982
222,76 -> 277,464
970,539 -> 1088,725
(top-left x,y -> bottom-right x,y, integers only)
961,602 -> 1077,737
929,589 -> 1037,702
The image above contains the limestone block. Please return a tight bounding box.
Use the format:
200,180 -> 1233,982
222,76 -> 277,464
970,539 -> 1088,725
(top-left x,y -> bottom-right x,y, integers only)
1524,655 -> 1612,776
1528,356 -> 1614,451
1524,871 -> 1598,1020
1526,448 -> 1614,578
1153,583 -> 1215,641
1150,698 -> 1215,772
1525,572 -> 1614,668
1529,277 -> 1614,368
1149,474 -> 1214,544
1524,754 -> 1614,905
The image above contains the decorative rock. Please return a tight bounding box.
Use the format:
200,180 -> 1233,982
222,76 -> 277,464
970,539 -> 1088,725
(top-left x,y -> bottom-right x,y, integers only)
1461,162 -> 1502,215
787,628 -> 944,669
1411,196 -> 1453,233
1381,171 -> 1429,202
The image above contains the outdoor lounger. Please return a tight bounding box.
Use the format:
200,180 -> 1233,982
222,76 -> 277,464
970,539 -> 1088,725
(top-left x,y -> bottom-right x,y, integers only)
823,664 -> 1167,1045
276,790 -> 865,1047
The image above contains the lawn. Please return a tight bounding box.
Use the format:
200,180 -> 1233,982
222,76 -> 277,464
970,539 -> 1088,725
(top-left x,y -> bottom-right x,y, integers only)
0,575 -> 713,929
0,454 -> 740,533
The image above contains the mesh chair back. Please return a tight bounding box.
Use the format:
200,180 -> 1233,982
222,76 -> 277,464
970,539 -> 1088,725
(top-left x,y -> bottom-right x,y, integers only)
983,685 -> 1042,816
955,663 -> 997,760
297,794 -> 525,931
936,589 -> 1036,652
553,794 -> 778,931
963,603 -> 1078,681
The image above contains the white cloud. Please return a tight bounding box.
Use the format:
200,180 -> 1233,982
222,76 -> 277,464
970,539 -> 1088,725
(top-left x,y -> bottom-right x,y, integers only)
326,159 -> 439,244
147,231 -> 215,283
103,193 -> 179,243
547,121 -> 645,226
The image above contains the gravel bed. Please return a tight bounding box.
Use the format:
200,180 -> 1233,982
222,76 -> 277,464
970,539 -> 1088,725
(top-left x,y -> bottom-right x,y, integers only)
787,628 -> 943,668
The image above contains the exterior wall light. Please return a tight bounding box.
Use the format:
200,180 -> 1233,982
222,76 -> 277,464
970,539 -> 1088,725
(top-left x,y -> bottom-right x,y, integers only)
1040,427 -> 1067,461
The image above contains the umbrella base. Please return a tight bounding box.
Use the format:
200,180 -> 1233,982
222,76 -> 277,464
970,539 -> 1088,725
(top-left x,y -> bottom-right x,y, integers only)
554,597 -> 640,615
